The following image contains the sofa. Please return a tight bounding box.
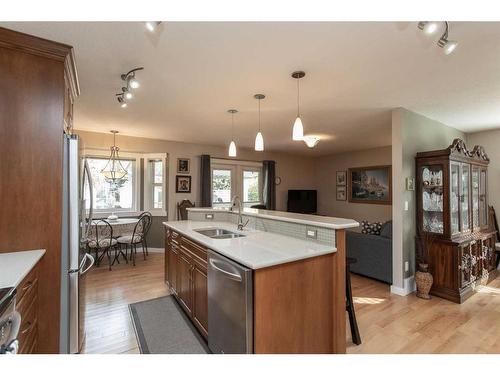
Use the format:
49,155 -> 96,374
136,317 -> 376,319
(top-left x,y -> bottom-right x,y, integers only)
346,220 -> 393,284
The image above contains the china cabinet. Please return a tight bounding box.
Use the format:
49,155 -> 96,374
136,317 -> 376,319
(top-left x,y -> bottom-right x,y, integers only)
415,139 -> 497,303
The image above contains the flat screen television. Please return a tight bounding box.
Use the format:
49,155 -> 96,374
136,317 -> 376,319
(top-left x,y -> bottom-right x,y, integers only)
287,190 -> 317,214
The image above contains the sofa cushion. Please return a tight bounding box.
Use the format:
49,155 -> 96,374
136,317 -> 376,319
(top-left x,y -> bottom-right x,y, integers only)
380,221 -> 393,239
360,221 -> 383,235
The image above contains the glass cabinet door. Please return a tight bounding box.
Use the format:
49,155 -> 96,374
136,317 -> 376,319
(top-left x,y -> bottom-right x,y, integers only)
460,163 -> 470,233
450,162 -> 460,235
421,165 -> 444,234
472,166 -> 480,230
480,168 -> 487,227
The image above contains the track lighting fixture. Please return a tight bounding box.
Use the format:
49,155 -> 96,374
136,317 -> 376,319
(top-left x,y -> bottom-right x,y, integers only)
227,109 -> 238,158
254,94 -> 265,152
291,71 -> 306,141
145,22 -> 162,33
116,94 -> 127,108
303,135 -> 320,148
418,21 -> 458,55
121,67 -> 144,89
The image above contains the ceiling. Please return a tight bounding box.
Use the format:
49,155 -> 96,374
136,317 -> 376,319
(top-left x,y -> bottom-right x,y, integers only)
3,22 -> 500,156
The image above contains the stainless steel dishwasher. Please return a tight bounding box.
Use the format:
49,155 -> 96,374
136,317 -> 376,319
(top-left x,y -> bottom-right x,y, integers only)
207,250 -> 253,354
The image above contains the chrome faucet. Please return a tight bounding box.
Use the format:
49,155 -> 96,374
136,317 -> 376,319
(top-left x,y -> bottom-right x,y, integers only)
231,195 -> 249,231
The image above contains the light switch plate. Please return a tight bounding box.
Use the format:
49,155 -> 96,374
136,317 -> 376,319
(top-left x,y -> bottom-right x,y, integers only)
405,261 -> 409,272
205,213 -> 214,220
306,229 -> 317,239
404,201 -> 409,211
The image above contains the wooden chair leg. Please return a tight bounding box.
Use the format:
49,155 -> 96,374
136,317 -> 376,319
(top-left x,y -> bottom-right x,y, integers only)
346,264 -> 361,345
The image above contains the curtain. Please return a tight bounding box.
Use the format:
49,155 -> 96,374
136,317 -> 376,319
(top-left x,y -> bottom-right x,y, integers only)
200,154 -> 211,207
262,160 -> 276,210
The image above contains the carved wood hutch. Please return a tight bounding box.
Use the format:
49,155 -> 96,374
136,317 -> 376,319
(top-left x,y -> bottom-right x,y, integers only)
415,139 -> 497,303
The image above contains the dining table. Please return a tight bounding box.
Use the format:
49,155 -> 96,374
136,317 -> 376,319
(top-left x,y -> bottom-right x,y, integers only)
90,217 -> 140,238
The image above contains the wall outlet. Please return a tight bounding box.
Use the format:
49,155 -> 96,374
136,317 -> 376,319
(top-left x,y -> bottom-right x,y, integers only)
306,229 -> 317,239
404,261 -> 409,272
404,201 -> 409,211
205,213 -> 214,220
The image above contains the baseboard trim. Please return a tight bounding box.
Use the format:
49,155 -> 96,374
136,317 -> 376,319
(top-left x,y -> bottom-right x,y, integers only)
148,247 -> 164,253
390,276 -> 416,296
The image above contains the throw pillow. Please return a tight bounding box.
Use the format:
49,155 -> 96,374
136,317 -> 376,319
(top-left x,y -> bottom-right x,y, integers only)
361,220 -> 383,235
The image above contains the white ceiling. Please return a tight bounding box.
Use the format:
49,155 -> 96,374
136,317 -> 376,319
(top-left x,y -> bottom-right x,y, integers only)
3,22 -> 500,156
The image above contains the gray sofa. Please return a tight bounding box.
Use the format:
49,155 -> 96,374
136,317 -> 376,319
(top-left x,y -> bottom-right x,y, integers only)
346,221 -> 392,284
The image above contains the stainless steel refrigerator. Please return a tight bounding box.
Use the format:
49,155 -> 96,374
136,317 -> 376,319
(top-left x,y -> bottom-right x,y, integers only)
60,133 -> 95,354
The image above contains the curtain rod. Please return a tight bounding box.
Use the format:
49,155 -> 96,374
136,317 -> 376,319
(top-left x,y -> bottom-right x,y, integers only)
211,156 -> 276,164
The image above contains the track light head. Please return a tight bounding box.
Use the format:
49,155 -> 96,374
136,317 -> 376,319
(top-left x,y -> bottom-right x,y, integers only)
116,94 -> 128,108
418,21 -> 439,35
121,67 -> 144,89
303,135 -> 320,148
441,40 -> 458,55
145,22 -> 162,32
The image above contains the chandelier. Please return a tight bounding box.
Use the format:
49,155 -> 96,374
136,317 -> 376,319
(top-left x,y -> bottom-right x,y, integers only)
101,130 -> 128,183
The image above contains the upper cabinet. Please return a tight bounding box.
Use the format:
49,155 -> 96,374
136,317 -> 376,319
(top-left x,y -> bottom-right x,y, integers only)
416,139 -> 490,240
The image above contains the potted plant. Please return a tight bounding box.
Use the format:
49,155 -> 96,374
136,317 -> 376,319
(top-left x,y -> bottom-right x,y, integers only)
415,233 -> 434,299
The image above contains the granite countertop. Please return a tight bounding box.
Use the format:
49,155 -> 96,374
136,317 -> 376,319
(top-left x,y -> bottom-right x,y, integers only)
163,221 -> 336,270
0,249 -> 45,288
187,207 -> 359,230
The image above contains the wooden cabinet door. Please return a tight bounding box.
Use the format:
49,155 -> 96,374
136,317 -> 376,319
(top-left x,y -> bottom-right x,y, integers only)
192,257 -> 208,338
168,243 -> 179,295
459,244 -> 471,289
177,248 -> 193,314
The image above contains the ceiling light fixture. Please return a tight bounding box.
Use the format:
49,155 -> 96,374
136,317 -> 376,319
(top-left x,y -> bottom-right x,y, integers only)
228,109 -> 238,158
101,130 -> 128,183
145,22 -> 162,32
122,87 -> 133,100
254,94 -> 265,152
303,135 -> 320,148
116,94 -> 128,108
121,67 -> 144,90
437,22 -> 458,55
418,21 -> 439,35
291,71 -> 305,141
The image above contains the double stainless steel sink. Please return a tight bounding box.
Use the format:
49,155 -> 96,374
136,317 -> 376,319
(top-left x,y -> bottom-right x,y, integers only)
194,228 -> 245,239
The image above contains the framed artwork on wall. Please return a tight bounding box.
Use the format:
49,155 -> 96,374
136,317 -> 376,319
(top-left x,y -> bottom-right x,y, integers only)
348,165 -> 392,205
336,171 -> 346,186
336,186 -> 346,201
176,175 -> 192,193
177,158 -> 190,174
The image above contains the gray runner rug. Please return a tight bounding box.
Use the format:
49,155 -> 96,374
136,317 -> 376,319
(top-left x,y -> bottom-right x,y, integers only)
129,295 -> 210,354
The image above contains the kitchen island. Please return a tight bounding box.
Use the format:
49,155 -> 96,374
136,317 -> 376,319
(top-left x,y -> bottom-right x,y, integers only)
163,208 -> 358,354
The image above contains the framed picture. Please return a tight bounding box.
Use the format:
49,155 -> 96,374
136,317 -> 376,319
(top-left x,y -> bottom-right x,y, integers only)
336,171 -> 346,186
336,186 -> 346,201
176,175 -> 192,193
177,158 -> 190,174
348,165 -> 392,205
406,177 -> 415,191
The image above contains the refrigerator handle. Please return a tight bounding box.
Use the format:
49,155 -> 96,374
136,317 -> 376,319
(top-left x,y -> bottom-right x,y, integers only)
84,159 -> 94,239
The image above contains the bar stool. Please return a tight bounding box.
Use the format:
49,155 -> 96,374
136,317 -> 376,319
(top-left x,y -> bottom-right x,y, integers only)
346,257 -> 361,345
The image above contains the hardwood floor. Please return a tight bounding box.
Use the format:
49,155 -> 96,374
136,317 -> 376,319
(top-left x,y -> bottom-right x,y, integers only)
81,252 -> 169,354
81,252 -> 500,354
347,273 -> 500,354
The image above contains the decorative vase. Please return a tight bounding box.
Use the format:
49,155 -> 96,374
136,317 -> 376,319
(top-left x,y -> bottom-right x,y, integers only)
415,263 -> 433,299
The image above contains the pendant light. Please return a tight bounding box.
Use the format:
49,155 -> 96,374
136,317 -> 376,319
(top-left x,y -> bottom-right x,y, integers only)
291,71 -> 305,141
227,109 -> 238,157
101,130 -> 128,183
254,94 -> 265,151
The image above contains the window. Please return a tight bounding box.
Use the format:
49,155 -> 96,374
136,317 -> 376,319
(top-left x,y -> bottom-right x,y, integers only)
85,157 -> 136,212
211,160 -> 262,208
144,154 -> 167,216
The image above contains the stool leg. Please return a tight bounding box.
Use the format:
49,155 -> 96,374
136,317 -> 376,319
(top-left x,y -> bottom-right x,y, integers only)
346,266 -> 362,345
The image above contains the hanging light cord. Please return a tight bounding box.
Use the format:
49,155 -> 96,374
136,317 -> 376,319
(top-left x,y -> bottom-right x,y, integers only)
297,77 -> 300,117
258,98 -> 261,132
231,111 -> 235,140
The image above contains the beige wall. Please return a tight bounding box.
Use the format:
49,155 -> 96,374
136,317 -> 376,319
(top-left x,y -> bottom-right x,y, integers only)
467,129 -> 500,216
77,130 -> 318,222
315,146 -> 392,224
391,108 -> 466,291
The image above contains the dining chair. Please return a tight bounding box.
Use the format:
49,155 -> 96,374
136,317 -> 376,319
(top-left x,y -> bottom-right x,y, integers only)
117,214 -> 149,266
177,199 -> 195,220
87,219 -> 118,271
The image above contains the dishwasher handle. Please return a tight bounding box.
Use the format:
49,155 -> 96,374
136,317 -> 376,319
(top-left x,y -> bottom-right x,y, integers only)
209,258 -> 243,282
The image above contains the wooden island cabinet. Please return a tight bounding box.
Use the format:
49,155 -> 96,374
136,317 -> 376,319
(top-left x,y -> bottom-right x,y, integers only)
165,226 -> 346,354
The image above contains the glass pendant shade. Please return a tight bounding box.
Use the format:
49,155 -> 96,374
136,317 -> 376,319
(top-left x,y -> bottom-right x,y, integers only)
228,140 -> 237,157
292,116 -> 304,141
255,132 -> 264,151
